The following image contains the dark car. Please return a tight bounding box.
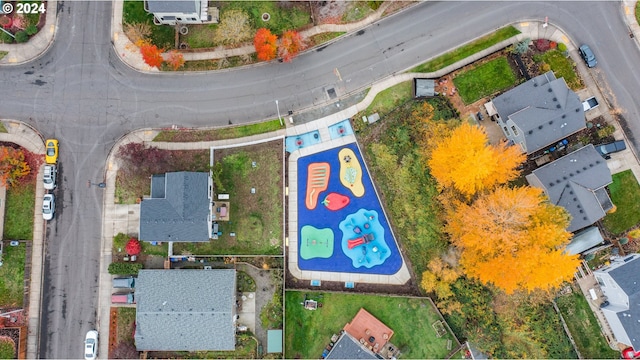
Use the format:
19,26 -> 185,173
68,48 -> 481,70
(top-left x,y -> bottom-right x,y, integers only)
579,44 -> 597,68
595,140 -> 626,159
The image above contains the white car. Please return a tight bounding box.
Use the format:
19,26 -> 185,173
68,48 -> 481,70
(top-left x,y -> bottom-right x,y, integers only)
42,194 -> 55,221
84,330 -> 98,360
43,165 -> 57,190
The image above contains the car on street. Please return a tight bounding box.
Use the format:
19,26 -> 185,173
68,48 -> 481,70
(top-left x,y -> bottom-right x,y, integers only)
42,194 -> 55,221
595,140 -> 626,159
43,164 -> 57,190
579,44 -> 597,68
84,330 -> 98,360
45,139 -> 59,164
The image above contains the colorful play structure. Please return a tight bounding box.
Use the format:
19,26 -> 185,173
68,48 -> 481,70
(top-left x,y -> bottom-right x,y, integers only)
338,148 -> 364,197
305,162 -> 330,210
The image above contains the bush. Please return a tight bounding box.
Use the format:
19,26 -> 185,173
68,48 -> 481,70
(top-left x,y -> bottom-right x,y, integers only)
113,233 -> 128,251
540,62 -> 551,72
0,31 -> 13,43
25,24 -> 38,36
511,38 -> 530,55
597,124 -> 616,139
532,53 -> 544,63
108,262 -> 143,275
368,1 -> 383,10
557,43 -> 567,52
549,41 -> 557,49
14,30 -> 28,43
535,38 -> 550,52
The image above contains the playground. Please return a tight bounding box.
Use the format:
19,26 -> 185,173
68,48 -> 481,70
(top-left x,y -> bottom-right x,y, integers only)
296,143 -> 402,275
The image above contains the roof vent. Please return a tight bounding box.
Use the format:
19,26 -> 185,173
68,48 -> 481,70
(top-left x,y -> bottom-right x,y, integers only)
556,179 -> 562,184
576,170 -> 581,174
583,166 -> 587,170
573,197 -> 577,201
548,88 -> 553,92
579,209 -> 584,213
556,104 -> 561,109
549,183 -> 555,187
569,191 -> 574,195
583,216 -> 588,221
577,204 -> 582,209
596,160 -> 601,164
576,108 -> 580,112
528,130 -> 533,134
553,97 -> 557,101
562,114 -> 566,119
538,125 -> 543,130
563,176 -> 567,180
569,173 -> 574,177
590,163 -> 594,167
534,83 -> 538,87
549,121 -> 553,125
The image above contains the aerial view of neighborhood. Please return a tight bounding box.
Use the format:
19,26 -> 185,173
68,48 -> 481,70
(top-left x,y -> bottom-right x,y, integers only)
4,0 -> 640,359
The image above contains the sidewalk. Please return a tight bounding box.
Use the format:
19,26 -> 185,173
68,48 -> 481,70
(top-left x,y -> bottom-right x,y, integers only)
0,0 -> 57,65
0,120 -> 46,359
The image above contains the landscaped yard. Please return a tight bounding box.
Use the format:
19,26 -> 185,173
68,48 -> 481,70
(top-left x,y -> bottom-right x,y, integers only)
223,1 -> 311,35
173,140 -> 283,255
122,0 -> 174,49
453,57 -> 517,104
410,26 -> 520,73
556,285 -> 620,359
3,180 -> 35,240
153,119 -> 283,142
541,49 -> 583,90
365,81 -> 413,115
0,242 -> 26,307
603,170 -> 640,235
285,291 -> 457,359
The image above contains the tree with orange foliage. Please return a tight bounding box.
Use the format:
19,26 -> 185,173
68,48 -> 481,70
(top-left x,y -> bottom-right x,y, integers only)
446,186 -> 580,294
139,42 -> 163,68
165,50 -> 185,70
254,28 -> 278,61
278,30 -> 306,62
427,122 -> 525,198
0,146 -> 30,187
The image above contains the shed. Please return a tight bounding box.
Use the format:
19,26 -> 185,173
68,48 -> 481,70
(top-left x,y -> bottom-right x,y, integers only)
565,226 -> 605,255
414,78 -> 436,98
267,330 -> 283,353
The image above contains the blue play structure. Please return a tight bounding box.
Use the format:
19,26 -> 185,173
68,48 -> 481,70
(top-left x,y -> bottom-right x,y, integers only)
285,130 -> 321,152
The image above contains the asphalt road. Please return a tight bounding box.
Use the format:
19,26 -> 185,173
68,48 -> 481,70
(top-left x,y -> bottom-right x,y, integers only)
0,1 -> 638,358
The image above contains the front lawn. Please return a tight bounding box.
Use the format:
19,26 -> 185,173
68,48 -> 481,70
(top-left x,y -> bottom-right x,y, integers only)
173,140 -> 283,255
556,286 -> 619,359
3,180 -> 35,240
603,170 -> 640,235
541,49 -> 583,90
0,242 -> 26,307
285,291 -> 457,359
224,1 -> 311,35
453,57 -> 517,104
122,0 -> 175,49
365,81 -> 413,115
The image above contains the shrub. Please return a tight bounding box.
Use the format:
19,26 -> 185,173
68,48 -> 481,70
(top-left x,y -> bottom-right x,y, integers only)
628,228 -> 640,239
535,38 -> 550,52
113,233 -> 128,251
597,124 -> 616,139
549,41 -> 557,49
14,31 -> 29,43
108,262 -> 143,275
532,53 -> 544,63
368,1 -> 383,10
540,62 -> 551,72
214,9 -> 252,46
511,38 -> 530,55
25,24 -> 38,36
0,337 -> 16,359
0,31 -> 13,44
557,43 -> 567,52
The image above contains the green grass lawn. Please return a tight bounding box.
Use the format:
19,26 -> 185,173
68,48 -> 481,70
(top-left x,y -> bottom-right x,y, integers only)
541,49 -> 583,90
453,57 -> 517,104
556,286 -> 620,359
173,140 -> 283,255
308,32 -> 346,47
224,1 -> 310,35
117,307 -> 137,344
153,119 -> 283,142
285,291 -> 457,359
3,181 -> 35,239
365,81 -> 413,115
122,0 -> 175,49
411,26 -> 520,73
0,242 -> 26,307
603,170 -> 640,234
0,121 -> 7,133
0,51 -> 7,61
636,2 -> 640,28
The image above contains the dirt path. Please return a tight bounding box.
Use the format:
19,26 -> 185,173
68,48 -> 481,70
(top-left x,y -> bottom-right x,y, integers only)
237,263 -> 278,353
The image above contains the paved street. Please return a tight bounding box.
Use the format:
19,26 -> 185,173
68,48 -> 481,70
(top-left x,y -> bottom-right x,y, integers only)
0,1 -> 640,358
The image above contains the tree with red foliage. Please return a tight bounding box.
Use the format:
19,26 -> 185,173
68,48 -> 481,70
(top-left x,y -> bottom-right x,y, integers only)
125,238 -> 141,256
254,28 -> 278,61
278,30 -> 306,62
0,146 -> 30,187
165,50 -> 185,70
139,42 -> 163,68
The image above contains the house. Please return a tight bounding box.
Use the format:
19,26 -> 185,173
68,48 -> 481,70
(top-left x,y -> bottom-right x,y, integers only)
565,226 -> 606,255
134,269 -> 237,351
326,332 -> 378,360
485,71 -> 585,154
139,171 -> 213,242
326,308 -> 398,359
526,144 -> 613,232
145,0 -> 211,25
594,254 -> 640,351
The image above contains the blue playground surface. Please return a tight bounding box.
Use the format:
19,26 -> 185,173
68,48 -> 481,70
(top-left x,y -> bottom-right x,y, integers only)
297,143 -> 402,274
285,130 -> 321,153
328,119 -> 354,140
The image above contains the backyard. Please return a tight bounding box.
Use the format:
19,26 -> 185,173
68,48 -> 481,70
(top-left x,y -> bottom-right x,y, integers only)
173,140 -> 283,255
603,170 -> 640,235
284,291 -> 458,359
0,242 -> 26,307
556,285 -> 619,359
453,57 -> 517,104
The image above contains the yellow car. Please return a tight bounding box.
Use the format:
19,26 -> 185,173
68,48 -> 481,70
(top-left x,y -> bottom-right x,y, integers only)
45,139 -> 58,164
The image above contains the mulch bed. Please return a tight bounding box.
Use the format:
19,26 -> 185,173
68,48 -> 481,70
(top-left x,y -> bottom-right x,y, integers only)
108,308 -> 118,359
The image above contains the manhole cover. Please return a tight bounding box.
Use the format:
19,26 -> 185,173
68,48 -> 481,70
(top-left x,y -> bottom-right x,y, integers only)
327,88 -> 337,99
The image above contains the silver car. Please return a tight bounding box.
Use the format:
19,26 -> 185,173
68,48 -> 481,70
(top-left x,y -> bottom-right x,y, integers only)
84,330 -> 98,360
42,194 -> 55,221
43,165 -> 57,190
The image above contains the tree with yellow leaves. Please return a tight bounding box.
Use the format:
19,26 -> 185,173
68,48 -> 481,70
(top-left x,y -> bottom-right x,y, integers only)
427,122 -> 525,198
446,186 -> 580,294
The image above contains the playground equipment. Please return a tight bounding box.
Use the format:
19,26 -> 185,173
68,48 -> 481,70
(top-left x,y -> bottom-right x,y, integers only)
348,233 -> 375,249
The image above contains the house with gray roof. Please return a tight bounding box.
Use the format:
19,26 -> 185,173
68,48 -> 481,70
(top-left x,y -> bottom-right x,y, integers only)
134,269 -> 236,351
594,254 -> 640,351
326,332 -> 378,360
139,171 -> 213,242
145,0 -> 210,25
525,144 -> 613,232
485,71 -> 585,154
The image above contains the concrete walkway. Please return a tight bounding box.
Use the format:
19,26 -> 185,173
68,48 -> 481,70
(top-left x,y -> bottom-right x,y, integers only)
0,120 -> 46,359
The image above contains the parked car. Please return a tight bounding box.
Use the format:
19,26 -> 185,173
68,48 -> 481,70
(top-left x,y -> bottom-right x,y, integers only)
595,140 -> 626,159
42,194 -> 55,221
45,139 -> 59,164
84,330 -> 98,360
582,96 -> 599,112
579,44 -> 597,68
113,276 -> 135,289
111,292 -> 135,304
43,164 -> 57,190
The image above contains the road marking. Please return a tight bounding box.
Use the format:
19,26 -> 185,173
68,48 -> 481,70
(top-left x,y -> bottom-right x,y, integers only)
334,67 -> 342,82
562,35 -> 568,43
625,6 -> 631,15
520,22 -> 529,27
114,32 -> 119,41
8,57 -> 16,63
49,25 -> 54,34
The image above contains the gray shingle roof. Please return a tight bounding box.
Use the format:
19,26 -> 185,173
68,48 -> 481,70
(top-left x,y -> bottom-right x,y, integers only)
135,269 -> 236,351
493,71 -> 585,153
147,0 -> 198,14
607,256 -> 640,349
414,78 -> 435,97
140,172 -> 210,242
526,145 -> 612,232
326,332 -> 378,360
